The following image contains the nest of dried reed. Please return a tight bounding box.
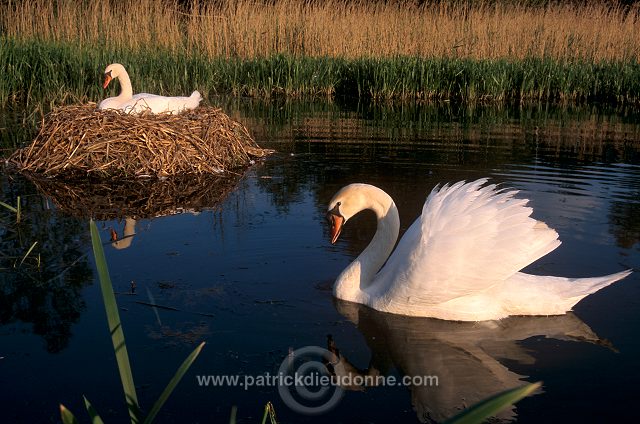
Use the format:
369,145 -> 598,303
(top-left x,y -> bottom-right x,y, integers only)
9,104 -> 272,178
29,173 -> 245,220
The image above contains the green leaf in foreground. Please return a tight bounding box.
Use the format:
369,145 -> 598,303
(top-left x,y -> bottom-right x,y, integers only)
229,405 -> 237,424
83,396 -> 105,424
59,404 -> 79,424
261,401 -> 277,424
90,219 -> 141,423
19,241 -> 38,267
0,200 -> 17,213
444,382 -> 542,424
142,341 -> 206,424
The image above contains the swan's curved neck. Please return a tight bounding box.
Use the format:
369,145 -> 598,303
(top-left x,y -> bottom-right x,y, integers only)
115,69 -> 133,100
334,188 -> 400,303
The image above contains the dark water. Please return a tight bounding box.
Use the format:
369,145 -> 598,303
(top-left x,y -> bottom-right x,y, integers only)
1,99 -> 639,423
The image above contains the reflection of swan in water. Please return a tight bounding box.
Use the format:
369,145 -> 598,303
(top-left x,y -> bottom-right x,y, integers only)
110,218 -> 137,250
328,300 -> 612,423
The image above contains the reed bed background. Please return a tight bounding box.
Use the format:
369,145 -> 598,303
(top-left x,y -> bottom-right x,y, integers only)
1,0 -> 640,105
4,0 -> 639,61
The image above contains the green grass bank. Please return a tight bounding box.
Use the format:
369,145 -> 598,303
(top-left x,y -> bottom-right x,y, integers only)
2,38 -> 640,108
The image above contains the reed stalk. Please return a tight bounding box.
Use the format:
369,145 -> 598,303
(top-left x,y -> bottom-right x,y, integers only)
3,0 -> 639,62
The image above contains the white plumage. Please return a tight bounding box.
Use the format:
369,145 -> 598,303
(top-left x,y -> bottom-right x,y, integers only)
327,178 -> 631,321
98,63 -> 202,114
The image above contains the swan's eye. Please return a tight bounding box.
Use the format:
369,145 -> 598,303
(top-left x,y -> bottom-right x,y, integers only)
326,202 -> 343,223
327,202 -> 342,218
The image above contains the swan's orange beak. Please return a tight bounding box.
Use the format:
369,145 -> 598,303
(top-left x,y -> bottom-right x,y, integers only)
103,73 -> 112,89
328,213 -> 344,244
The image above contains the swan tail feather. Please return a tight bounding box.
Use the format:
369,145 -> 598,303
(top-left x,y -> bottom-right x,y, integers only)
190,90 -> 203,102
562,269 -> 632,300
502,270 -> 632,316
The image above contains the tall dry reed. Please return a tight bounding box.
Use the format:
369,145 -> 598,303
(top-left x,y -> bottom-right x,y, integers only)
2,0 -> 639,62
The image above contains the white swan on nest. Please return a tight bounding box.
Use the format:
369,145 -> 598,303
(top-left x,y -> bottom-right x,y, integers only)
326,178 -> 631,321
98,63 -> 202,114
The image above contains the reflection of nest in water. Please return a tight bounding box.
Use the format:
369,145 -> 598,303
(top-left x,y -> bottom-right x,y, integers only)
8,104 -> 273,178
28,173 -> 245,220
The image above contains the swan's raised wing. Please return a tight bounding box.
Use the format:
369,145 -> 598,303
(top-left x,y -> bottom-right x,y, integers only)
374,178 -> 561,307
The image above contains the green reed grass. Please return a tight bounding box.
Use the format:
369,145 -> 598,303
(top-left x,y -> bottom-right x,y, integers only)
1,0 -> 640,107
89,219 -> 142,422
445,382 -> 541,424
2,38 -> 640,108
59,220 -> 205,423
0,195 -> 21,223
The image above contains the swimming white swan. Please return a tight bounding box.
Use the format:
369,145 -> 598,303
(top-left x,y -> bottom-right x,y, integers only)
326,178 -> 631,321
98,63 -> 202,114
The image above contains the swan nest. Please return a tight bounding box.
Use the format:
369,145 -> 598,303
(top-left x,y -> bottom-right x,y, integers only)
9,104 -> 273,178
